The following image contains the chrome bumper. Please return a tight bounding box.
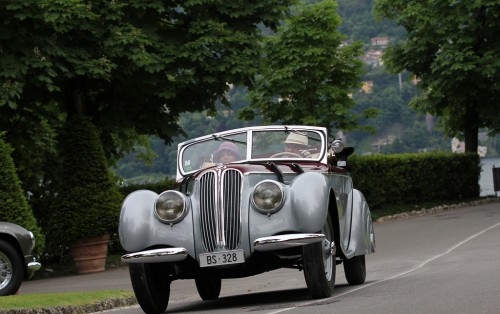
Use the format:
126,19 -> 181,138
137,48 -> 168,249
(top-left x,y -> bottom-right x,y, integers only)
122,248 -> 188,264
253,233 -> 325,252
25,256 -> 42,279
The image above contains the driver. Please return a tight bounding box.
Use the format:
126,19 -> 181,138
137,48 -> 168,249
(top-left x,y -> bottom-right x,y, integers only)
213,141 -> 240,164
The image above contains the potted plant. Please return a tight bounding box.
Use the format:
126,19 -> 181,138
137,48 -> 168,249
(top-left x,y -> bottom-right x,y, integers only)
48,116 -> 122,274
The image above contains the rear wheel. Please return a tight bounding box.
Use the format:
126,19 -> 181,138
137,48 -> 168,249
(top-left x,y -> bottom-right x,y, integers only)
0,240 -> 25,296
195,276 -> 222,300
303,213 -> 336,298
343,255 -> 366,285
129,262 -> 172,314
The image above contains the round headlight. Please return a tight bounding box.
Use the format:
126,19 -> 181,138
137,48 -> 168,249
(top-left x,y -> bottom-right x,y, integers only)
251,180 -> 285,214
155,191 -> 187,224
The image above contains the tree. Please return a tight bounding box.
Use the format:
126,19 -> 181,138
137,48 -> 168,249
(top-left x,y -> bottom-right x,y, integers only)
1,1 -> 296,244
0,0 -> 295,179
241,0 -> 375,134
374,0 -> 500,152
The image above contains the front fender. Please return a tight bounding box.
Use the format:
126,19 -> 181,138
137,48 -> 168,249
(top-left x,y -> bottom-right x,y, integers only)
248,172 -> 329,247
118,190 -> 195,258
290,172 -> 329,231
347,189 -> 375,256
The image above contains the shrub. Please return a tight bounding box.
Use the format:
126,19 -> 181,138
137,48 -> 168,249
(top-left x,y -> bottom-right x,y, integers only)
350,152 -> 481,211
118,177 -> 177,197
46,117 -> 123,251
0,134 -> 45,253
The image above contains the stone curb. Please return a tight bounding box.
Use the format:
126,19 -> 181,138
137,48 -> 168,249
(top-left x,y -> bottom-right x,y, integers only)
0,296 -> 137,314
375,197 -> 500,223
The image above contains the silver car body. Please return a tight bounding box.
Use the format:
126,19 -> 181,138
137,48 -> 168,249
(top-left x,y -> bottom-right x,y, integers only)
120,125 -> 375,270
0,222 -> 41,278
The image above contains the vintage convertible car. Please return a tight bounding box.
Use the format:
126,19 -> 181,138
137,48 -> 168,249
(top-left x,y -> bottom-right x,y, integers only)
0,222 -> 42,296
119,125 -> 375,313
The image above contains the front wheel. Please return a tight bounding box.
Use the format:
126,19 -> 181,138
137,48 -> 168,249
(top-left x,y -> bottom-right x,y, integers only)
0,240 -> 25,296
343,255 -> 366,285
302,213 -> 336,298
195,276 -> 222,300
129,262 -> 173,314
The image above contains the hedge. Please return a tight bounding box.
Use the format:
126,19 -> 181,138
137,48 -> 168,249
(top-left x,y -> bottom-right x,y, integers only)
46,117 -> 123,249
0,134 -> 45,253
119,177 -> 177,197
350,152 -> 481,211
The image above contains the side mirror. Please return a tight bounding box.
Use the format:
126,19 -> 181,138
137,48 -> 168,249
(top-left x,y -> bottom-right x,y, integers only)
328,140 -> 354,169
330,139 -> 344,153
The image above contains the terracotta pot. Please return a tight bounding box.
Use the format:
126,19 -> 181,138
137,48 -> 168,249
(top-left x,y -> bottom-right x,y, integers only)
69,233 -> 110,274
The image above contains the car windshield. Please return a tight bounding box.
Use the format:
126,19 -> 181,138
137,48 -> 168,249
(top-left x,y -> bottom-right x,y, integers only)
178,127 -> 325,175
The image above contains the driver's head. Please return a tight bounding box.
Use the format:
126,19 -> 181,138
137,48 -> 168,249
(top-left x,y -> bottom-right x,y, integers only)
284,133 -> 308,154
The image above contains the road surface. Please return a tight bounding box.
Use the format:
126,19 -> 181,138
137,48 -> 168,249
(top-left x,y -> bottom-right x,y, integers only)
20,201 -> 500,313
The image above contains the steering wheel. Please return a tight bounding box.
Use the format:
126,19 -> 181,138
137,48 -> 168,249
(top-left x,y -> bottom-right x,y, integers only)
270,152 -> 303,158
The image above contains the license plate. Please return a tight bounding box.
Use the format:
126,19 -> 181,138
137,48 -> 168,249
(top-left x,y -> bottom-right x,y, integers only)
199,250 -> 245,267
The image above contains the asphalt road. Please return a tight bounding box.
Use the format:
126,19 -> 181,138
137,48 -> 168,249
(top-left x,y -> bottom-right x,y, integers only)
20,200 -> 500,314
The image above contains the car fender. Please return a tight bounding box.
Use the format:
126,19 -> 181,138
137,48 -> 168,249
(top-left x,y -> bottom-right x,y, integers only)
289,172 -> 329,231
344,188 -> 375,257
119,190 -> 196,257
248,172 -> 328,248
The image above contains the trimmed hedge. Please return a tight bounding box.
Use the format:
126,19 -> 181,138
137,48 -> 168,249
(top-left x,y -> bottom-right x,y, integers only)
47,117 -> 123,249
119,177 -> 177,197
118,153 -> 481,214
0,134 -> 45,253
350,152 -> 481,211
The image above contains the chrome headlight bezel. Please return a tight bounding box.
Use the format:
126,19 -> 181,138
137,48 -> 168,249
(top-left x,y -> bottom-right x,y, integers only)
154,190 -> 188,224
251,180 -> 285,214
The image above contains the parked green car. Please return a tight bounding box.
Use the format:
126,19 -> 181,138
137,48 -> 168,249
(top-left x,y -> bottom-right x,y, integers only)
0,222 -> 41,296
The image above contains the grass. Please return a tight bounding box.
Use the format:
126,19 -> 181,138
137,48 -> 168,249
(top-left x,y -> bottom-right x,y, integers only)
0,290 -> 135,311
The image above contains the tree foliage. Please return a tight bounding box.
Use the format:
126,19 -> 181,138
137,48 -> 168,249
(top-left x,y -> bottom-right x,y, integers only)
374,0 -> 500,152
0,0 -> 295,172
47,117 -> 122,248
0,134 -> 45,253
241,0 -> 372,134
1,0 -> 296,240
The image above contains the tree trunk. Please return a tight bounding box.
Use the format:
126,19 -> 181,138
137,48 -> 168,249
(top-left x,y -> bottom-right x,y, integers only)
463,105 -> 479,153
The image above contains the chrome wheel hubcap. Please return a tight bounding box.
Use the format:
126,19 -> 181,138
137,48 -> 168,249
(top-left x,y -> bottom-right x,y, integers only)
0,252 -> 13,290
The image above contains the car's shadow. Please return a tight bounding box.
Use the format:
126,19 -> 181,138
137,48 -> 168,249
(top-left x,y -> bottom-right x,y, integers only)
165,282 -> 358,313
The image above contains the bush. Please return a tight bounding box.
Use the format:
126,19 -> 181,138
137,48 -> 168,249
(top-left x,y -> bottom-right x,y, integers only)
350,152 -> 481,211
0,134 -> 45,253
46,117 -> 123,252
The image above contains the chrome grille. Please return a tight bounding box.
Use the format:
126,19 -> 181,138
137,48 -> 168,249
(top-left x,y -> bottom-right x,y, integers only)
199,169 -> 242,252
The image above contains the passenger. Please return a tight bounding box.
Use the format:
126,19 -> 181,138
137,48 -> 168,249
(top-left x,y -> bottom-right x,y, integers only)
284,132 -> 310,156
213,142 -> 240,164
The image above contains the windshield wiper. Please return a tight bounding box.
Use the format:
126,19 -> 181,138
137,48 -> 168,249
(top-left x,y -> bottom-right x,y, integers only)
212,134 -> 247,145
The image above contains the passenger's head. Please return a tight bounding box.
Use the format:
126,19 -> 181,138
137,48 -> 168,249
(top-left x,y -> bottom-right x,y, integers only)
284,133 -> 309,154
213,142 -> 240,163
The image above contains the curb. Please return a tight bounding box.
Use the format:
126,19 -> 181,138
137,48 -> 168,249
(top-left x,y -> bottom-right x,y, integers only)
375,197 -> 500,222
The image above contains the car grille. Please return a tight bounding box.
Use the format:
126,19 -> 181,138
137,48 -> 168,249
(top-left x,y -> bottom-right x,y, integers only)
199,169 -> 242,252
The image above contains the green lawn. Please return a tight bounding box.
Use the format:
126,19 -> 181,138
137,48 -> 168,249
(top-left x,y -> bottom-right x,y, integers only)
0,290 -> 135,312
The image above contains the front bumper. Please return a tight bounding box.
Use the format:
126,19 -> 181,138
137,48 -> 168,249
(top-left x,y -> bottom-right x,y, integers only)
253,233 -> 325,251
122,248 -> 188,264
25,256 -> 42,279
121,234 -> 326,264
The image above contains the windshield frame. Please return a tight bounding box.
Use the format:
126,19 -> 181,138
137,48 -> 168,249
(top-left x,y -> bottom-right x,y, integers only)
176,125 -> 328,179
